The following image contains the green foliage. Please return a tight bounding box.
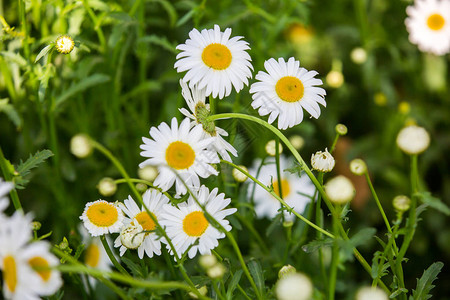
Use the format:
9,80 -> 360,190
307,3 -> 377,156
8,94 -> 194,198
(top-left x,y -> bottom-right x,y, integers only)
410,262 -> 444,300
248,259 -> 265,298
15,150 -> 54,189
416,192 -> 450,216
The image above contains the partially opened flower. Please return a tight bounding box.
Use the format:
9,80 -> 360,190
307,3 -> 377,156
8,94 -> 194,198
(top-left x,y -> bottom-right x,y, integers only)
114,190 -> 169,259
248,156 -> 316,221
175,25 -> 253,99
80,200 -> 124,236
405,0 -> 450,55
250,57 -> 326,130
160,185 -> 237,259
139,117 -> 219,196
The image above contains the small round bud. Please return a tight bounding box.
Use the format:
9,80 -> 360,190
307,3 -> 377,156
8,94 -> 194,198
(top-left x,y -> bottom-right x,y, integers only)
199,254 -> 217,269
289,135 -> 305,150
31,221 -> 42,231
138,165 -> 158,182
326,70 -> 344,88
97,177 -> 117,197
349,159 -> 367,176
311,148 -> 335,173
265,140 -> 283,156
70,134 -> 92,158
278,265 -> 297,279
350,47 -> 367,64
189,285 -> 208,299
58,237 -> 70,251
396,125 -> 430,155
398,101 -> 410,115
232,166 -> 248,183
120,223 -> 145,250
207,263 -> 226,279
393,195 -> 411,212
135,183 -> 147,193
335,124 -> 348,136
275,272 -> 313,300
374,93 -> 387,106
55,35 -> 75,54
325,175 -> 355,204
355,286 -> 388,300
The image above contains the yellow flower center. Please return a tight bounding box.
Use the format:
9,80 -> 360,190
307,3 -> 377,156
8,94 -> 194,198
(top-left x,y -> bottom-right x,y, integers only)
85,243 -> 100,267
202,43 -> 232,70
86,202 -> 119,227
165,141 -> 195,170
427,13 -> 445,31
28,256 -> 51,282
3,256 -> 17,292
275,76 -> 304,102
134,211 -> 157,232
183,211 -> 209,237
273,179 -> 291,198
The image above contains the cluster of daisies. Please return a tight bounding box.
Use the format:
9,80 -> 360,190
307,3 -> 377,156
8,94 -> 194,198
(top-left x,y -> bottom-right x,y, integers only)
0,178 -> 62,300
80,24 -> 325,261
405,0 -> 450,55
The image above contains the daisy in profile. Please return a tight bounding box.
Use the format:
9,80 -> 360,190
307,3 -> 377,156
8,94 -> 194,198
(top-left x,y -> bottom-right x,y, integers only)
139,117 -> 219,196
160,185 -> 237,259
0,178 -> 13,214
174,25 -> 253,99
405,0 -> 450,55
248,156 -> 316,221
80,200 -> 124,236
179,79 -> 237,162
114,189 -> 169,259
250,57 -> 326,130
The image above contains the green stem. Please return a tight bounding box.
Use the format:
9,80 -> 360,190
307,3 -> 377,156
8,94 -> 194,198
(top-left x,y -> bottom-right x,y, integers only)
81,0 -> 106,52
212,280 -> 226,300
0,146 -> 22,210
329,133 -> 340,153
100,236 -> 129,276
114,178 -> 176,202
329,205 -> 340,300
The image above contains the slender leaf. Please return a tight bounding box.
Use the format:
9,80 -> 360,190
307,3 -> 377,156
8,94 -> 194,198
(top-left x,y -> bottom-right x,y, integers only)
416,192 -> 450,216
34,44 -> 53,63
301,238 -> 333,253
226,270 -> 243,300
15,150 -> 54,189
411,262 -> 443,300
248,259 -> 265,297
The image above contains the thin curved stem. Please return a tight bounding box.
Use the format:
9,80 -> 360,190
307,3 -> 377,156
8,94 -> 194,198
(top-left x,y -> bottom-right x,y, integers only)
100,236 -> 129,276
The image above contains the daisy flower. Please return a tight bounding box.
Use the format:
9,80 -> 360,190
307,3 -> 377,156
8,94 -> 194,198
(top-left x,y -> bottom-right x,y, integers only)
80,200 -> 124,236
405,0 -> 450,55
139,117 -> 219,196
160,185 -> 237,259
114,189 -> 169,259
250,57 -> 326,130
179,79 -> 237,162
248,156 -> 316,221
174,24 -> 253,99
0,178 -> 13,214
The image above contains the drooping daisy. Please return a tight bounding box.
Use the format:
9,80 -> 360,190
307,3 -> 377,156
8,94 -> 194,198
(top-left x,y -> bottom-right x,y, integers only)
405,0 -> 450,55
0,178 -> 13,214
250,57 -> 326,130
139,117 -> 219,196
80,200 -> 124,236
179,79 -> 237,162
114,189 -> 169,259
160,185 -> 237,259
174,24 -> 253,99
248,156 -> 316,221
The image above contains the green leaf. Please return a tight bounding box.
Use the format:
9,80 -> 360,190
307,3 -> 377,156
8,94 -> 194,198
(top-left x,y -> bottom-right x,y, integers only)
34,44 -> 54,63
151,0 -> 177,27
226,270 -> 243,300
411,262 -> 443,300
15,150 -> 54,189
416,192 -> 450,216
54,74 -> 110,112
265,213 -> 282,236
138,35 -> 177,54
121,257 -> 143,277
248,259 -> 265,297
350,227 -> 377,246
301,238 -> 333,253
390,288 -> 408,298
0,98 -> 22,128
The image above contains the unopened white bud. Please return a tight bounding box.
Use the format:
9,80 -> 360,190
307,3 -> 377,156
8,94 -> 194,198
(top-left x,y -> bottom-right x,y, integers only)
207,263 -> 226,279
311,148 -> 335,173
393,195 -> 411,212
138,165 -> 158,182
276,272 -> 313,300
326,70 -> 344,88
325,175 -> 355,204
355,286 -> 388,300
396,125 -> 430,155
350,47 -> 367,64
232,166 -> 248,183
70,134 -> 92,158
335,124 -> 348,135
120,223 -> 144,250
55,35 -> 75,54
97,177 -> 117,197
199,254 -> 217,269
265,140 -> 283,156
350,159 -> 367,176
278,265 -> 297,279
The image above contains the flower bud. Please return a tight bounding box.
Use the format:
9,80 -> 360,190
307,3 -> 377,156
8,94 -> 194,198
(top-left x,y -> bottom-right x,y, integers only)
135,183 -> 147,193
31,221 -> 42,231
70,134 -> 92,158
326,70 -> 344,88
55,35 -> 75,54
232,166 -> 248,183
97,177 -> 117,197
188,285 -> 208,299
393,195 -> 411,212
289,135 -> 305,150
120,223 -> 145,250
350,47 -> 367,64
325,175 -> 355,204
335,124 -> 348,136
311,148 -> 335,173
138,165 -> 158,182
278,265 -> 297,279
265,140 -> 283,156
206,263 -> 226,279
396,125 -> 430,155
276,272 -> 313,300
199,254 -> 217,269
355,286 -> 388,300
349,159 -> 367,176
